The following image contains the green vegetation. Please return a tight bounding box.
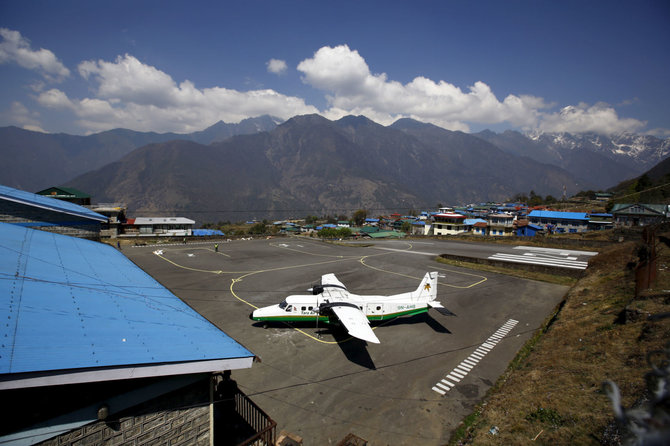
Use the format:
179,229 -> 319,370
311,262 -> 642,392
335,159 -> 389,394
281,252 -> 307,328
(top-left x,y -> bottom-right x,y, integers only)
317,226 -> 352,238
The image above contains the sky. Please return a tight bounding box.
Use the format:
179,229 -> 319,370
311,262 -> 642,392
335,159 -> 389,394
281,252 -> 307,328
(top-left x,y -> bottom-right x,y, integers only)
0,0 -> 668,137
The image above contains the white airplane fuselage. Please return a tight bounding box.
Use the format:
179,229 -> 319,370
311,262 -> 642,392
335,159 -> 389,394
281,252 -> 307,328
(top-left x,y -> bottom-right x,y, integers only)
251,271 -> 440,324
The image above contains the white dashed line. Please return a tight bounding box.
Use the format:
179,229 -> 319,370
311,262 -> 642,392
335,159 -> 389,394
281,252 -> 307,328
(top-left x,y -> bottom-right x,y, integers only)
432,319 -> 519,395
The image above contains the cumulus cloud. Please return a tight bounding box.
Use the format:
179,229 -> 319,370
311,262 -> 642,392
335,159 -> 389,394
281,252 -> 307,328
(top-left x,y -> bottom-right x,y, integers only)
538,103 -> 645,134
12,35 -> 647,136
0,28 -> 70,81
297,44 -> 642,135
41,54 -> 318,133
1,101 -> 45,132
266,58 -> 287,75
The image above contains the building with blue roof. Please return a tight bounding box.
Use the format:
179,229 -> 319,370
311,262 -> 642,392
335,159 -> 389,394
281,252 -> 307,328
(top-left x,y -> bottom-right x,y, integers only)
0,184 -> 107,239
0,222 -> 264,445
528,210 -> 589,233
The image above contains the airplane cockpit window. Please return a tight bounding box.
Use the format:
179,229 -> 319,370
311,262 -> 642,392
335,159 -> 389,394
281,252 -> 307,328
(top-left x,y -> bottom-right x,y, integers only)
286,305 -> 293,312
279,301 -> 287,309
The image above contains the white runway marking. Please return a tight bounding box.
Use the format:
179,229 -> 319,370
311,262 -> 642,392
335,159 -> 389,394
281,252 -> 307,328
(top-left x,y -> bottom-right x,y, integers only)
488,246 -> 597,270
432,319 -> 518,395
376,247 -> 439,256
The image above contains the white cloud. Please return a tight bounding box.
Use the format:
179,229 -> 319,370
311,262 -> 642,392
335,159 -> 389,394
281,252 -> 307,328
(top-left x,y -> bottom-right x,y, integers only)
538,103 -> 646,134
0,101 -> 45,132
0,28 -> 70,81
297,44 -> 642,135
266,58 -> 287,75
40,54 -> 318,133
14,36 -> 648,136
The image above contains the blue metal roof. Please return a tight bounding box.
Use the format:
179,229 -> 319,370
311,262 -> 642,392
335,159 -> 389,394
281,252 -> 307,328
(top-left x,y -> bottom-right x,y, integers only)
0,222 -> 253,379
464,218 -> 487,225
0,184 -> 107,222
528,210 -> 588,220
192,229 -> 225,236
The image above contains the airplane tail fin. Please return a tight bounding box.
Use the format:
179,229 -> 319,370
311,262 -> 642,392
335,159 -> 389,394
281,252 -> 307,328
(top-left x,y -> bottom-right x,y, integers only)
411,272 -> 438,302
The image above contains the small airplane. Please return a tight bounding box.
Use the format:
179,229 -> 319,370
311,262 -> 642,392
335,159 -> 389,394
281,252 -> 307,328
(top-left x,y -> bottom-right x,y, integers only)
250,271 -> 448,344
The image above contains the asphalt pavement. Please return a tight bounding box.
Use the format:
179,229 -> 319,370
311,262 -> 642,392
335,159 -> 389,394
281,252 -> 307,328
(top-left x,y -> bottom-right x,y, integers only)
124,237 -> 571,445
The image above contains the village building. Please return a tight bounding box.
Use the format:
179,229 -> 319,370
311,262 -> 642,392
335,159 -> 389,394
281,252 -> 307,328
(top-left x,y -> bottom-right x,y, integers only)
611,203 -> 669,227
528,210 -> 589,234
432,212 -> 467,236
122,217 -> 195,237
472,221 -> 488,236
463,218 -> 487,235
514,219 -> 544,237
588,213 -> 614,230
36,186 -> 91,206
487,213 -> 515,236
411,220 -> 429,235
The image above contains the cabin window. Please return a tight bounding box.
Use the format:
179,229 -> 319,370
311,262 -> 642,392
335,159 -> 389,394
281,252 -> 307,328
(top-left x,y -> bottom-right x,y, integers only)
376,306 -> 381,311
301,306 -> 306,311
279,301 -> 288,309
308,306 -> 313,311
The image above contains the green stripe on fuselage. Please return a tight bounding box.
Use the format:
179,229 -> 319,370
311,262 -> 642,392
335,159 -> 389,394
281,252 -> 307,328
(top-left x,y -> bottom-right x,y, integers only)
252,307 -> 428,323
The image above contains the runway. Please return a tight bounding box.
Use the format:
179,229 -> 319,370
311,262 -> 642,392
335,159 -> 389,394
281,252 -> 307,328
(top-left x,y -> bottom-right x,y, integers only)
124,237 -> 570,444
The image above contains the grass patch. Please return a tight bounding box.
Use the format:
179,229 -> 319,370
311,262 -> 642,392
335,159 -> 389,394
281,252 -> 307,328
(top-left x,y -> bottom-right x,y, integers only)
525,407 -> 567,429
449,407 -> 484,445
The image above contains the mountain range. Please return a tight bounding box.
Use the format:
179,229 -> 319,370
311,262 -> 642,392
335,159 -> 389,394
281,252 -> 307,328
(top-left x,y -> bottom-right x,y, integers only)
1,115 -> 668,222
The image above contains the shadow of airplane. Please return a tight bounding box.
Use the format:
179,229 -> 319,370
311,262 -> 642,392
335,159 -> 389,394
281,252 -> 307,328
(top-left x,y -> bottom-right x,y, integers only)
328,327 -> 376,370
252,320 -> 376,369
371,309 -> 455,334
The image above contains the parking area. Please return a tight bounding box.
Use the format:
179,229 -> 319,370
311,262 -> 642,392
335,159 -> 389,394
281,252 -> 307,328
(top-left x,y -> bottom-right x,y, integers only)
124,238 -> 569,444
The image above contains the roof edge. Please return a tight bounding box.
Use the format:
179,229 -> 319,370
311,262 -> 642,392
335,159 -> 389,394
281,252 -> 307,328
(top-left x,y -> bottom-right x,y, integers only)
0,357 -> 255,390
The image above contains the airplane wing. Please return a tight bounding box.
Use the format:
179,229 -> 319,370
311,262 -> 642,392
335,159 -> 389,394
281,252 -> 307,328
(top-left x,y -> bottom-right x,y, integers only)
319,273 -> 350,300
330,304 -> 380,344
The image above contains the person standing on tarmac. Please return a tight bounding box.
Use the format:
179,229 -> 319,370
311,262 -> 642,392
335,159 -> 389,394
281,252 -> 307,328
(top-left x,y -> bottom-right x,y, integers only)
214,243 -> 218,252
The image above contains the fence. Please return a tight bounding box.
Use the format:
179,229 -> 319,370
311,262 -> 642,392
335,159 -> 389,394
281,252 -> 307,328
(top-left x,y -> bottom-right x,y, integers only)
235,391 -> 276,446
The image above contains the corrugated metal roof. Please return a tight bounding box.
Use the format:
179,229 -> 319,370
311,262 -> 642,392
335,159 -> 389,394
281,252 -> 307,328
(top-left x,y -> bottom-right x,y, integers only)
36,186 -> 91,198
0,222 -> 253,385
528,210 -> 588,220
0,184 -> 106,222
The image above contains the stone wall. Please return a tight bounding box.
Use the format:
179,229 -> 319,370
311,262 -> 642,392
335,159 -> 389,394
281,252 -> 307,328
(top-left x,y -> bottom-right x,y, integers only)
39,380 -> 211,446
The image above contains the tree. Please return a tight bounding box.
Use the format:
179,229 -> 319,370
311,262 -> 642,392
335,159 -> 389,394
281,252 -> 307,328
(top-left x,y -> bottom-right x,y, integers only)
337,227 -> 352,238
529,190 -> 543,206
318,227 -> 352,239
401,221 -> 412,233
248,222 -> 267,234
352,209 -> 367,226
304,215 -> 318,225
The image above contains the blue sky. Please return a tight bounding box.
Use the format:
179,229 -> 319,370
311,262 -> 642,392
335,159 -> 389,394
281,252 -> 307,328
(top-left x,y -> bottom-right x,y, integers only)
0,0 -> 668,136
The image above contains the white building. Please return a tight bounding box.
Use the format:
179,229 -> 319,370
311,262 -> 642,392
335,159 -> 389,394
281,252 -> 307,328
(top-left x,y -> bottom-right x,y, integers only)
432,213 -> 467,236
124,217 -> 195,236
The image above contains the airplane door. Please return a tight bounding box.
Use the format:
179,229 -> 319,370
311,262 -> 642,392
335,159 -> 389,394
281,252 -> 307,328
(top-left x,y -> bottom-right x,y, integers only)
366,303 -> 384,320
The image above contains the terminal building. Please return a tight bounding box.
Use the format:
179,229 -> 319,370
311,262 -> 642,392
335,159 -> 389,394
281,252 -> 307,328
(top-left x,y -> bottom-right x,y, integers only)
0,222 -> 273,445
